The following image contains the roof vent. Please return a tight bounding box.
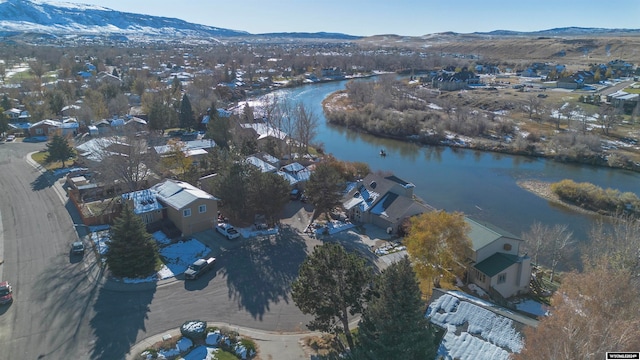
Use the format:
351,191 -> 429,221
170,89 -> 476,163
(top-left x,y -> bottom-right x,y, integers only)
354,191 -> 360,198
370,181 -> 377,189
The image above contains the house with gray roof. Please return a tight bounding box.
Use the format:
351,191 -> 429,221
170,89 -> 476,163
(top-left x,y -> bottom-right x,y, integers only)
342,173 -> 435,233
466,217 -> 531,299
123,179 -> 219,236
426,288 -> 538,360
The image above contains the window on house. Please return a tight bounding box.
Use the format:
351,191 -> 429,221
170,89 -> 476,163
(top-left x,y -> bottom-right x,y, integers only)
498,273 -> 507,284
36,128 -> 43,135
183,208 -> 191,217
199,204 -> 206,213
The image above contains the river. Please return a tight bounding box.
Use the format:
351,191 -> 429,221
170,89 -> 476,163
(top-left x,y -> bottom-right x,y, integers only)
264,79 -> 640,242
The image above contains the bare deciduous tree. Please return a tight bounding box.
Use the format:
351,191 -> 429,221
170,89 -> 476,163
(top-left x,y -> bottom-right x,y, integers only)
515,259 -> 640,360
522,222 -> 576,282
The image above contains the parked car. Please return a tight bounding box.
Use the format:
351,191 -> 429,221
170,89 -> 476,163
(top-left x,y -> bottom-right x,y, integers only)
5,135 -> 15,142
0,281 -> 13,305
290,188 -> 302,200
216,223 -> 240,240
71,241 -> 85,255
184,257 -> 216,280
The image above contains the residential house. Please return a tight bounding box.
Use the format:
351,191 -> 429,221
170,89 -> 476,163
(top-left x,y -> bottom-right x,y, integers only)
123,179 -> 218,236
199,108 -> 231,131
239,122 -> 288,153
153,139 -> 216,164
3,108 -> 30,122
466,217 -> 531,299
608,90 -> 639,113
341,173 -> 435,233
246,154 -> 278,173
60,118 -> 80,136
428,70 -> 481,91
278,162 -> 312,187
28,119 -> 61,137
426,289 -> 538,360
96,71 -> 122,86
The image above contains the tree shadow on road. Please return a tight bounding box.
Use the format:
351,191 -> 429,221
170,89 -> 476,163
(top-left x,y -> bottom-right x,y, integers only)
89,282 -> 156,360
217,225 -> 308,320
31,253 -> 106,358
31,172 -> 53,190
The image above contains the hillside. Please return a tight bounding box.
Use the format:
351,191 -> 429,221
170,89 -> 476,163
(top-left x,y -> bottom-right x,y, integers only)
358,33 -> 640,66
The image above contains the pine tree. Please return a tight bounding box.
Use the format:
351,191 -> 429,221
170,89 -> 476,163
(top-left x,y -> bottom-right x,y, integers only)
304,162 -> 344,219
44,134 -> 75,168
355,257 -> 438,360
292,243 -> 372,351
179,93 -> 195,130
106,204 -> 159,278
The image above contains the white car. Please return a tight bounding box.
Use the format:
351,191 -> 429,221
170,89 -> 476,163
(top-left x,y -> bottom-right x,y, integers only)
216,223 -> 240,240
5,135 -> 15,142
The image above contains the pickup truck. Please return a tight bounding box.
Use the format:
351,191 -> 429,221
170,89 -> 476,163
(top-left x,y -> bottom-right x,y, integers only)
184,257 -> 216,280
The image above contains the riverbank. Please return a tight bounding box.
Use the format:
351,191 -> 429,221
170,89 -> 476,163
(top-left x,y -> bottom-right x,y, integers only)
321,88 -> 640,174
516,179 -> 602,217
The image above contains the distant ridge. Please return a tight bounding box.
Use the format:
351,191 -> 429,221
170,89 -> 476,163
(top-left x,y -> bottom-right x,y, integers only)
0,0 -> 359,40
474,27 -> 640,36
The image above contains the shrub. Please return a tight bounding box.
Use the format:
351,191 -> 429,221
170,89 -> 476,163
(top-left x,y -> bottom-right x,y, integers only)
180,320 -> 207,341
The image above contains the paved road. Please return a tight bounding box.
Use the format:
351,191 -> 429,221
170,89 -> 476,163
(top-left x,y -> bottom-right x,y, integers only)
0,141 -> 316,360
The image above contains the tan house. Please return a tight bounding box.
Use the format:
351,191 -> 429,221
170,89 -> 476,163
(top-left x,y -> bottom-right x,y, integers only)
466,217 -> 531,299
342,173 -> 434,233
123,179 -> 219,237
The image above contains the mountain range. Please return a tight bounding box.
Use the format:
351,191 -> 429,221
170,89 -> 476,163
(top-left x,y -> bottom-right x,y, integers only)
0,0 -> 637,41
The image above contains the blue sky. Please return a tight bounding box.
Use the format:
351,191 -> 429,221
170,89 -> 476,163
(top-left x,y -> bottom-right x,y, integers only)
68,0 -> 640,37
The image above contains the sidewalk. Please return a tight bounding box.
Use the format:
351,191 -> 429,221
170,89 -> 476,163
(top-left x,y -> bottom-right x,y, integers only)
126,323 -> 314,360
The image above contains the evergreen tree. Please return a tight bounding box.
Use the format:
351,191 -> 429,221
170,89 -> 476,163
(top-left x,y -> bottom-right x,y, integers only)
179,93 -> 195,130
292,243 -> 372,351
1,94 -> 11,110
304,162 -> 344,219
44,134 -> 75,168
111,68 -> 119,78
206,108 -> 232,149
0,108 -> 8,137
355,257 -> 438,360
106,204 -> 159,278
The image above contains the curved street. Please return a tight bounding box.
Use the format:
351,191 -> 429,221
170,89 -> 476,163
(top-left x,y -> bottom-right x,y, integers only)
0,141 -> 318,360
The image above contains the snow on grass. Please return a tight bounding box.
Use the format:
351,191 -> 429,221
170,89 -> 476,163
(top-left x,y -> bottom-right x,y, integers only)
90,228 -> 111,255
515,299 -> 548,317
181,346 -> 218,360
159,239 -> 210,278
236,225 -> 279,238
468,283 -> 488,298
158,337 -> 193,359
314,220 -> 355,235
90,228 -> 211,281
152,230 -> 172,245
427,293 -> 524,360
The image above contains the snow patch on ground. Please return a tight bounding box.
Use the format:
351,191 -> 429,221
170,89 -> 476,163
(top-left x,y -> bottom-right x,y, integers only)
89,229 -> 211,282
515,299 -> 548,317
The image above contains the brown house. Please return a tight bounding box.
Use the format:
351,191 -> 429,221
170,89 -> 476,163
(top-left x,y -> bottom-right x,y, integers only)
123,179 -> 219,237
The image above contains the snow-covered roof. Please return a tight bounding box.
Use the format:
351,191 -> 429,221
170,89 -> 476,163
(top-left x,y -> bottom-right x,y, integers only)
246,156 -> 277,173
240,123 -> 288,141
122,189 -> 163,214
426,289 -> 537,360
276,170 -> 299,185
343,182 -> 380,212
31,119 -> 62,128
281,162 -> 305,173
75,137 -> 129,162
151,179 -> 218,210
